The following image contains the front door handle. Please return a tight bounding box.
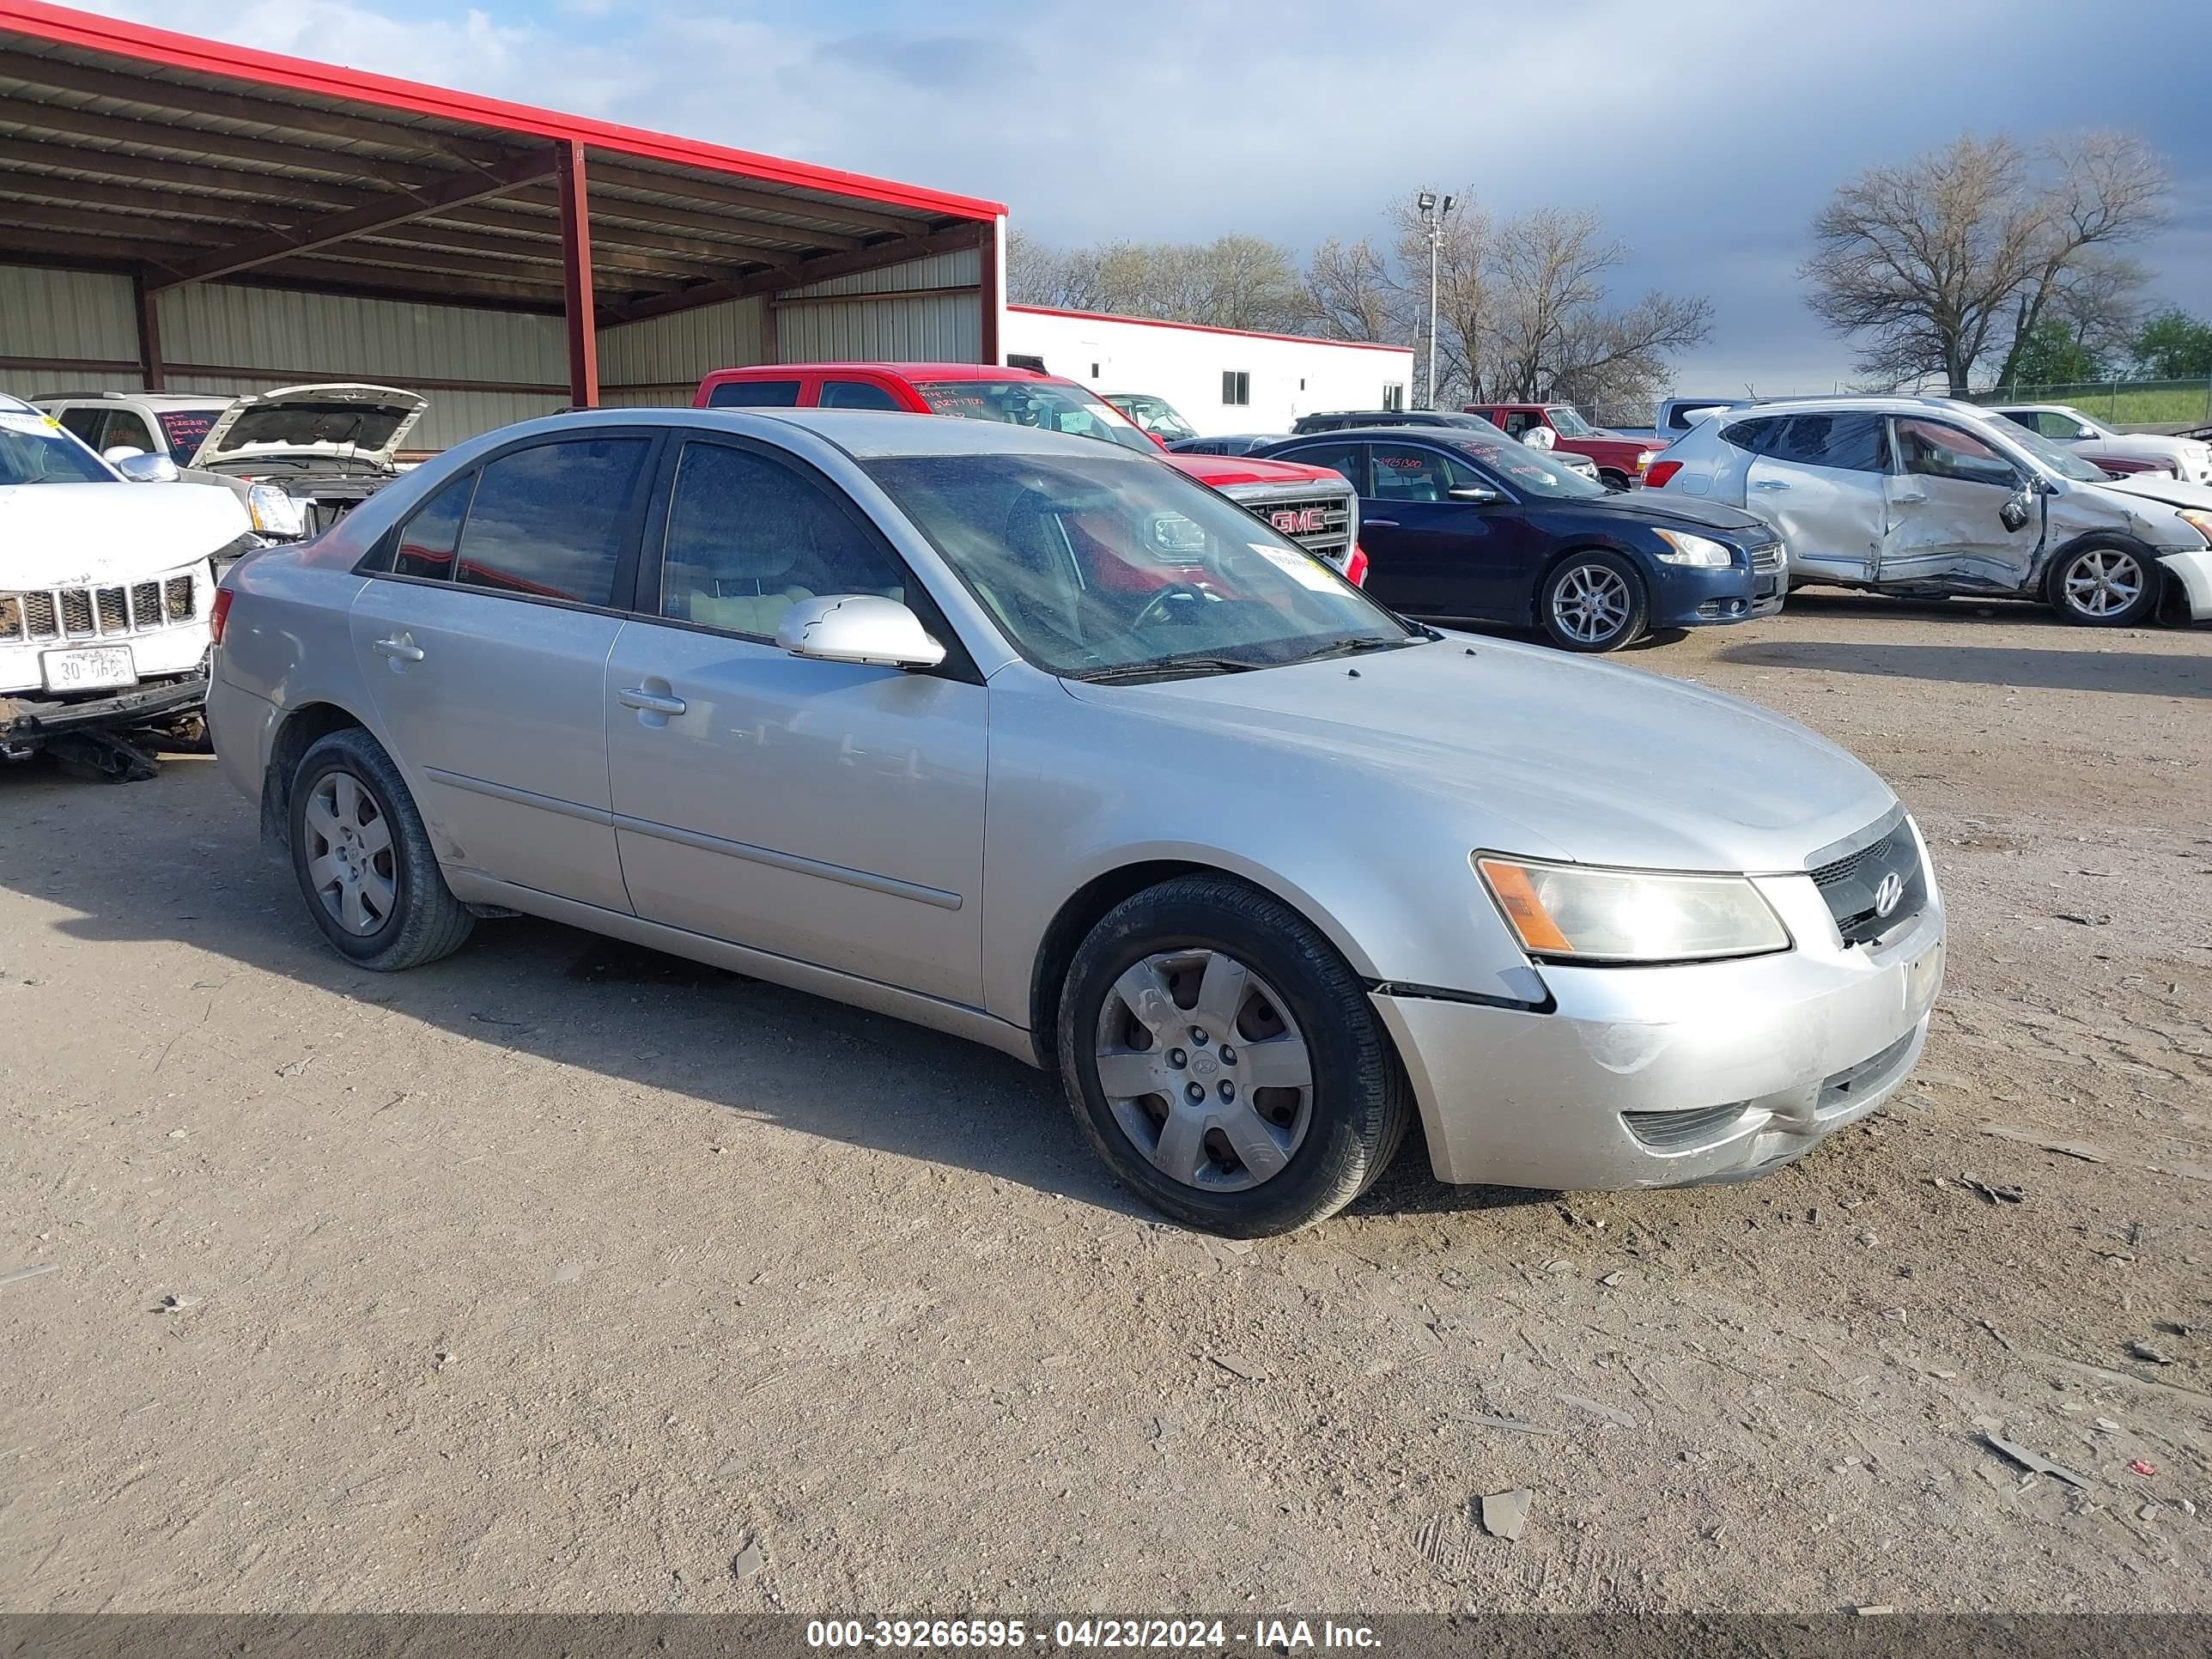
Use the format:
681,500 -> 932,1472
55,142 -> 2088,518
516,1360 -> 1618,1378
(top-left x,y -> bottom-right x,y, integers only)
373,635 -> 425,662
1751,479 -> 1790,492
1892,489 -> 1928,505
617,687 -> 687,717
1364,518 -> 1401,530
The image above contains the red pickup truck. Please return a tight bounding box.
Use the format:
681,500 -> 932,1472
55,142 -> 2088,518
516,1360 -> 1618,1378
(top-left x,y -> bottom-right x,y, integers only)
696,363 -> 1366,585
1462,403 -> 1658,490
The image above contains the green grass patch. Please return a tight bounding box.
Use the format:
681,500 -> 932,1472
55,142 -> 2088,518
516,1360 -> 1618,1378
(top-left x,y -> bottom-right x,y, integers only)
1986,386 -> 2212,426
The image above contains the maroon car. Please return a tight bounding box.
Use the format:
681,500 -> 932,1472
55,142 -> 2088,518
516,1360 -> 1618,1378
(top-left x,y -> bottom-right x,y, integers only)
1465,403 -> 1657,491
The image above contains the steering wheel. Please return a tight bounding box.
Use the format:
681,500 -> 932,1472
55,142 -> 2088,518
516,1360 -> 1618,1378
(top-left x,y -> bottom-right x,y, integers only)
1132,581 -> 1211,631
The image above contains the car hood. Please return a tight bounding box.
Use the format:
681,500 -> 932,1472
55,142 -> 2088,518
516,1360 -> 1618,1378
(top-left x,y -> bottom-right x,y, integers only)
2096,473 -> 2212,513
1066,636 -> 1897,872
2080,434 -> 2203,462
1168,453 -> 1339,488
194,382 -> 426,467
1556,490 -> 1771,537
0,481 -> 248,584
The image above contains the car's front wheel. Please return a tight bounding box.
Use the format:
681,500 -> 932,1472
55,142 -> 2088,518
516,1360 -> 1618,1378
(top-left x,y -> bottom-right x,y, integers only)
1539,550 -> 1648,652
1058,875 -> 1411,1236
289,727 -> 474,971
2047,543 -> 2160,627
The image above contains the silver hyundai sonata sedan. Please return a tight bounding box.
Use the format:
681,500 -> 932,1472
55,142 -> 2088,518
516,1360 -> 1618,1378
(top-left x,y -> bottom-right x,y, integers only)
208,407 -> 1944,1237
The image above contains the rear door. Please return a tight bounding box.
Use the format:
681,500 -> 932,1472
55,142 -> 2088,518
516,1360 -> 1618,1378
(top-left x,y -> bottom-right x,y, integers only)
1737,410 -> 1890,582
605,434 -> 988,1005
1881,416 -> 2042,590
1361,440 -> 1527,620
347,431 -> 659,914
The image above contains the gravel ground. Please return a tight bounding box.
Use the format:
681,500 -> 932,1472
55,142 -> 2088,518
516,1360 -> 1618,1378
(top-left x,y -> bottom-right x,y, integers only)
1,592 -> 2207,1615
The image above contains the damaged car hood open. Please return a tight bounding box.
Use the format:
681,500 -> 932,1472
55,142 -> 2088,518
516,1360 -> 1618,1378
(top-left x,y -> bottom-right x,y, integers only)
192,383 -> 427,471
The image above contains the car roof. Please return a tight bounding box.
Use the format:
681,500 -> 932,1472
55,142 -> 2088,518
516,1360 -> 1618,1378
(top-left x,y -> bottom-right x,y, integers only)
707,362 -> 1060,386
485,404 -> 1148,462
1273,425 -> 1509,446
34,390 -> 229,408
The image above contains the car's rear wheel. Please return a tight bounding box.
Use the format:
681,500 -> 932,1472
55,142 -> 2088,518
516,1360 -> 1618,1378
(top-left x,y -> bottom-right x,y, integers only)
1058,875 -> 1410,1237
1540,550 -> 1648,652
1599,470 -> 1632,492
2047,543 -> 2159,627
289,728 -> 473,971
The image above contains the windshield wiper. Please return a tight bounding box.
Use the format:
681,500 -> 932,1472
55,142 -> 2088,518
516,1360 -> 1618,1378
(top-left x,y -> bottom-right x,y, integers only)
1074,654 -> 1261,684
1283,635 -> 1422,665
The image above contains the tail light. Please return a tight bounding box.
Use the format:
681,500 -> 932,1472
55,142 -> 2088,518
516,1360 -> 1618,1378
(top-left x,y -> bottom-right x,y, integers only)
1345,545 -> 1370,588
210,586 -> 234,645
1644,460 -> 1684,489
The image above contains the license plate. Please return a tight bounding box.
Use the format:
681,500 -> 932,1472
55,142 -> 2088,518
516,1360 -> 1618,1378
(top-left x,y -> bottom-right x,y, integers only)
41,645 -> 137,693
1905,938 -> 1945,1018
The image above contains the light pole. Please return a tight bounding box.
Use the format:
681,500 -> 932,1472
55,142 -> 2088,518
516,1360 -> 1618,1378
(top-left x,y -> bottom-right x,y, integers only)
1417,191 -> 1455,408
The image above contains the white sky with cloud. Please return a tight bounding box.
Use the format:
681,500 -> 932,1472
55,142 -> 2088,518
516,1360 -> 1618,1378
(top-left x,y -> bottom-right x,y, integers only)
63,0 -> 2212,397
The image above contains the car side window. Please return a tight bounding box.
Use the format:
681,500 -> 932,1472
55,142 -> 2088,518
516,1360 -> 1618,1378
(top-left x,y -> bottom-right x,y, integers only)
56,407 -> 106,447
104,411 -> 157,453
658,441 -> 908,639
817,380 -> 905,411
453,438 -> 652,606
389,471 -> 477,580
1893,418 -> 2018,488
707,379 -> 804,408
1371,443 -> 1479,503
1759,412 -> 1887,472
1720,416 -> 1777,454
2037,411 -> 2085,440
1279,441 -> 1365,492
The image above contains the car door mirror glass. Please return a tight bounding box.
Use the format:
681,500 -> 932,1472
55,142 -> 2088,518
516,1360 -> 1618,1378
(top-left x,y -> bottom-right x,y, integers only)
776,594 -> 946,669
113,452 -> 180,483
1446,485 -> 1501,504
1999,489 -> 2034,533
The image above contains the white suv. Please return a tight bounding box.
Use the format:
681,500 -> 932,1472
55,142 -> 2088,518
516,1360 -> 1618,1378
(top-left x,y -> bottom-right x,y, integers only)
1649,396 -> 2212,627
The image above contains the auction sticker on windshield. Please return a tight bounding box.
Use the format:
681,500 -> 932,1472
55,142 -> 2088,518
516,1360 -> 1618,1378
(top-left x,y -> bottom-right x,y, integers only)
41,646 -> 137,693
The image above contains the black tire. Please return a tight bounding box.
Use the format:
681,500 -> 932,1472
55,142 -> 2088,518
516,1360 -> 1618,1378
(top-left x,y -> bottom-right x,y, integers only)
1598,470 -> 1632,492
1538,549 -> 1649,653
1057,874 -> 1411,1237
2045,542 -> 2160,627
289,727 -> 473,971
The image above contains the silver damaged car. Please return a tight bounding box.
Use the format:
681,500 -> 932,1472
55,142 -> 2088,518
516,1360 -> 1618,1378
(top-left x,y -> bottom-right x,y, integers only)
208,408 -> 1946,1236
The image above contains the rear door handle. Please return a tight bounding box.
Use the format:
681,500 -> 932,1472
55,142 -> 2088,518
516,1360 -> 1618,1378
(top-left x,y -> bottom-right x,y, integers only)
373,635 -> 425,662
617,687 -> 687,717
1364,518 -> 1401,529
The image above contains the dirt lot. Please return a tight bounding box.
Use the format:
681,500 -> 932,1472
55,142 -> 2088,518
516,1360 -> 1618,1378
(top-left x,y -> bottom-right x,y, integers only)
2,593 -> 2207,1615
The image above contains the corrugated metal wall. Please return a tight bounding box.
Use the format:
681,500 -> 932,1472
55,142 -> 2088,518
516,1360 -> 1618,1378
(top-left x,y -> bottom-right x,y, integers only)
599,295 -> 765,404
775,248 -> 981,364
0,263 -> 137,380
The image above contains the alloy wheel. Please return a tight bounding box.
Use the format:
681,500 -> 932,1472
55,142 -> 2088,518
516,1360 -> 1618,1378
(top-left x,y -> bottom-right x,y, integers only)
1092,948 -> 1314,1192
304,769 -> 397,936
1553,562 -> 1632,644
2061,549 -> 2143,619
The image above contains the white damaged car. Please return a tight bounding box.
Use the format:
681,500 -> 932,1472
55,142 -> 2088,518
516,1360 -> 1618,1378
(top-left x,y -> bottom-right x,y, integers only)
2,395 -> 251,777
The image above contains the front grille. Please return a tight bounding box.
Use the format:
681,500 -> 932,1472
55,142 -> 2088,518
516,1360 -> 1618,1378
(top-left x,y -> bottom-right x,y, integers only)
1751,542 -> 1785,574
1622,1101 -> 1753,1152
1810,817 -> 1925,945
1230,486 -> 1357,563
0,573 -> 200,644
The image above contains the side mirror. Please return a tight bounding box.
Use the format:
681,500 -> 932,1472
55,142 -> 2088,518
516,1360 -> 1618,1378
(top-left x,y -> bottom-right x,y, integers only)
2075,426 -> 2097,441
775,594 -> 946,670
113,453 -> 181,483
1520,427 -> 1557,451
1446,485 -> 1502,504
1999,489 -> 2035,533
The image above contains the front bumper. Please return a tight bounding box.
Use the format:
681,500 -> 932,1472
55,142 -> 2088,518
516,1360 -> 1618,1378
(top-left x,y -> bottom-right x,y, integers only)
1649,560 -> 1784,629
1373,873 -> 1945,1190
2156,546 -> 2212,622
0,667 -> 209,751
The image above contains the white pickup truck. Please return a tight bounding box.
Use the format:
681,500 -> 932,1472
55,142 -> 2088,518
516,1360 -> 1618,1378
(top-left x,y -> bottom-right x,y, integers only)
1,396 -> 253,779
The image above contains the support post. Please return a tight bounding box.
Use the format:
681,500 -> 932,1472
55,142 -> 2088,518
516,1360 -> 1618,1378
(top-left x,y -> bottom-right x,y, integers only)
556,140 -> 599,409
978,214 -> 1003,368
133,270 -> 163,391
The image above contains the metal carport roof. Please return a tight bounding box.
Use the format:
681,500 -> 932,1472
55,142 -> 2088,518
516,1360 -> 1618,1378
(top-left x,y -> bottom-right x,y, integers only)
0,0 -> 1006,401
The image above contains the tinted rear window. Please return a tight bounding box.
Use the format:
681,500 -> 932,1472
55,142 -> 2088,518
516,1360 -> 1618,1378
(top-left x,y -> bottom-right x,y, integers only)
707,379 -> 803,408
452,438 -> 650,605
1762,412 -> 1887,471
391,472 -> 476,580
156,409 -> 220,461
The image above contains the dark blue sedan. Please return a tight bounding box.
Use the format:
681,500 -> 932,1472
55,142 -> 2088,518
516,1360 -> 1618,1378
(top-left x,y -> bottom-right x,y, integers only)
1259,427 -> 1784,652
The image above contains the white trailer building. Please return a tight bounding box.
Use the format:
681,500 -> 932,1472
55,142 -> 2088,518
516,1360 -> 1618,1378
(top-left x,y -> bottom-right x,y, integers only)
1003,305 -> 1413,440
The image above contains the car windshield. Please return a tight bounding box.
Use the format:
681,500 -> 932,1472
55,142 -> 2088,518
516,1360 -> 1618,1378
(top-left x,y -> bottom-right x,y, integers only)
1448,437 -> 1607,498
156,407 -> 224,462
914,380 -> 1159,456
1111,395 -> 1197,442
863,449 -> 1417,680
1546,406 -> 1597,438
0,411 -> 113,485
1995,419 -> 2111,483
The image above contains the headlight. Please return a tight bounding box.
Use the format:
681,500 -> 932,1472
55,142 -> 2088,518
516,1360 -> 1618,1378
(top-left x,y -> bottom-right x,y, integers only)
246,483 -> 307,538
1651,527 -> 1735,568
1475,854 -> 1790,963
2177,508 -> 2212,549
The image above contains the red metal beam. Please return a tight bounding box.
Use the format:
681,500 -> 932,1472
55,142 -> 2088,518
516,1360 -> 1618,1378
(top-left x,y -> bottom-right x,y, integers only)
556,141 -> 598,409
149,147 -> 559,289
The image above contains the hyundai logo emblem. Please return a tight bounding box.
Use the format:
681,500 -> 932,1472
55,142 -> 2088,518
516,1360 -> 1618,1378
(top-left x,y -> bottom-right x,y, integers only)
1873,872 -> 1905,919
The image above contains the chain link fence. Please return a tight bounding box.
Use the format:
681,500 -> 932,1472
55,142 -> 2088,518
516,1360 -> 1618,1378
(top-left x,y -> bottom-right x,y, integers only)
1966,377 -> 2212,428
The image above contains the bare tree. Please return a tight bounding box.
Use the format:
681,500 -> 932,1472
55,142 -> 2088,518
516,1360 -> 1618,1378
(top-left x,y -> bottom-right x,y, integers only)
1302,236 -> 1403,343
2050,251 -> 2151,368
1804,131 -> 2167,395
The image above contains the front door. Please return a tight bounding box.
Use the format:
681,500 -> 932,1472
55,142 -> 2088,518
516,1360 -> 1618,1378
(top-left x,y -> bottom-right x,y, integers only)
1881,416 -> 2043,589
1737,409 -> 1891,583
347,434 -> 659,915
1360,440 -> 1526,620
605,435 -> 988,1006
